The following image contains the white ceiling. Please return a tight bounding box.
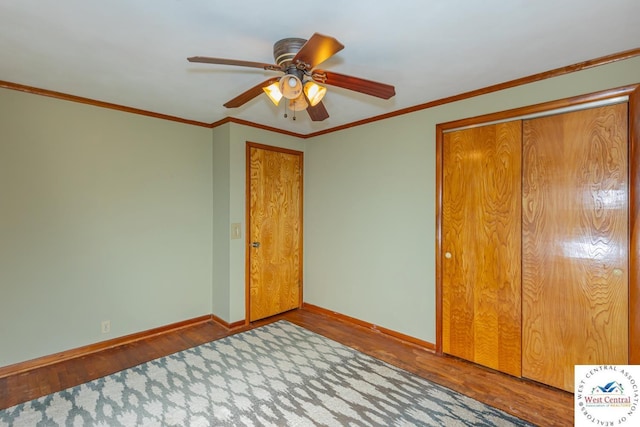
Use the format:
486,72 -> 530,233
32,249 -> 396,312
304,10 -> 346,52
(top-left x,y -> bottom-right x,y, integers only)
1,0 -> 639,135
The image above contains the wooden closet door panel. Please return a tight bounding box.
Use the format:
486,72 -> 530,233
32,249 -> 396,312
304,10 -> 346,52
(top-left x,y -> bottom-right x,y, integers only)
443,121 -> 522,377
522,103 -> 629,392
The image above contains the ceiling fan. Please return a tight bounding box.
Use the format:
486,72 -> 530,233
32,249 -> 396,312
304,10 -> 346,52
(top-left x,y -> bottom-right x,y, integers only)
187,33 -> 396,121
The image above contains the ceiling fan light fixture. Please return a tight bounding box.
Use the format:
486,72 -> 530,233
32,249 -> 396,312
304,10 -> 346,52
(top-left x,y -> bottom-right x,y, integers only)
263,82 -> 283,105
279,74 -> 302,100
188,33 -> 395,122
303,81 -> 326,107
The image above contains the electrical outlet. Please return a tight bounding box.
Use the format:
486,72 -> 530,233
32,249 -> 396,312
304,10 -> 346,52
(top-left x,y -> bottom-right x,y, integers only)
101,320 -> 111,334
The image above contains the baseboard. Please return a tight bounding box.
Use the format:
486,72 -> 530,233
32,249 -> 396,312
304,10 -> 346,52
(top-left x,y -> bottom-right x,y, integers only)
302,303 -> 436,351
0,314 -> 213,379
211,314 -> 245,330
0,307 -> 433,380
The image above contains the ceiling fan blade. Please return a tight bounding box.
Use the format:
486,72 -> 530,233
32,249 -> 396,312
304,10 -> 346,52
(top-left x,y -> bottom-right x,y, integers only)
188,56 -> 281,71
307,101 -> 329,121
314,70 -> 396,99
223,77 -> 280,108
292,33 -> 344,70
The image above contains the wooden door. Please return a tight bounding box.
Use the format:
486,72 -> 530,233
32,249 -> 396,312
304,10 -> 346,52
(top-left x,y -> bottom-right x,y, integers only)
522,103 -> 629,392
247,143 -> 303,322
442,121 -> 523,377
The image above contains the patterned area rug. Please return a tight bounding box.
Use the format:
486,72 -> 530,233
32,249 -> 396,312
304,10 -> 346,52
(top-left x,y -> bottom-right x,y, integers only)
0,321 -> 532,426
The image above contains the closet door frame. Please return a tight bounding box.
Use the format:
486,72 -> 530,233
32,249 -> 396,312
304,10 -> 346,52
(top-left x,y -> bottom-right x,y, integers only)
435,83 -> 640,363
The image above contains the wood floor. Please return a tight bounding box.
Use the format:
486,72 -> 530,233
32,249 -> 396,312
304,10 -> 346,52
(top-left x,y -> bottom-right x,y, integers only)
0,307 -> 573,426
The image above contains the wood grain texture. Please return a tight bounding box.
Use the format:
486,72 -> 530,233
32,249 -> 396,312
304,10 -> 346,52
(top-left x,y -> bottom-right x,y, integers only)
248,144 -> 303,321
0,307 -> 575,426
522,103 -> 629,392
442,121 -> 522,376
438,85 -> 637,133
629,86 -> 640,364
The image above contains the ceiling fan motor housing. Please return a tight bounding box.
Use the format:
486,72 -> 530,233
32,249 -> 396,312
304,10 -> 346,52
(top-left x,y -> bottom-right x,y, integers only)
273,38 -> 307,67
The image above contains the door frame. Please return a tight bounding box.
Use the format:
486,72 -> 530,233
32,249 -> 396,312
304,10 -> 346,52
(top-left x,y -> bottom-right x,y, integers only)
435,83 -> 640,362
245,141 -> 304,325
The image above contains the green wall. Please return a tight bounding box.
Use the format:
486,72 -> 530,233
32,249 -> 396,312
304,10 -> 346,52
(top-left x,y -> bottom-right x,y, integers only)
1,54 -> 639,367
0,90 -> 213,367
211,125 -> 231,321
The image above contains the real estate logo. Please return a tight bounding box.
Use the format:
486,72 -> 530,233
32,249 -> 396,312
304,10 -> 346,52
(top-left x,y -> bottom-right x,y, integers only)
575,365 -> 640,426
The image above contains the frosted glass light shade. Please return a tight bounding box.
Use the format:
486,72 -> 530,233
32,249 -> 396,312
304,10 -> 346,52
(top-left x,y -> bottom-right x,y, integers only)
288,95 -> 308,111
263,82 -> 283,105
279,75 -> 302,99
303,81 -> 326,106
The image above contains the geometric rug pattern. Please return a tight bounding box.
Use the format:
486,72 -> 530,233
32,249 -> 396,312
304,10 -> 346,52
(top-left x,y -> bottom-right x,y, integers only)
0,321 -> 533,426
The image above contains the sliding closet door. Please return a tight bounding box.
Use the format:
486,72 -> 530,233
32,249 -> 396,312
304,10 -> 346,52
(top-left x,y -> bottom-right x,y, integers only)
442,121 -> 522,377
522,103 -> 629,392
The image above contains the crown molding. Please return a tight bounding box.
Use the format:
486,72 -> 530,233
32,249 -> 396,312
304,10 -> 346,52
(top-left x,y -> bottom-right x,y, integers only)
2,47 -> 639,137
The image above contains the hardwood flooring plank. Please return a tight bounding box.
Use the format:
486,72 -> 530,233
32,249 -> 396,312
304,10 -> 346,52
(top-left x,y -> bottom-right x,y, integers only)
0,308 -> 573,425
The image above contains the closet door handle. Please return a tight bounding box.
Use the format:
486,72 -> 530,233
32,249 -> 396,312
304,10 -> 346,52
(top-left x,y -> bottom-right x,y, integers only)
252,241 -> 261,248
444,252 -> 452,259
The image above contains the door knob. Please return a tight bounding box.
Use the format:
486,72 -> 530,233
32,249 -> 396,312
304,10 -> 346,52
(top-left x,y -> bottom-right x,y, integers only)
252,242 -> 261,248
444,252 -> 452,259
